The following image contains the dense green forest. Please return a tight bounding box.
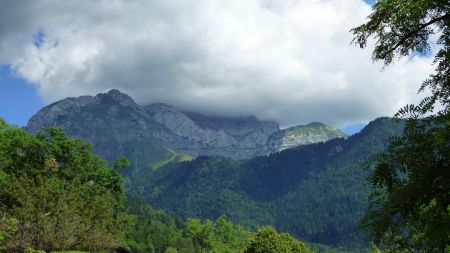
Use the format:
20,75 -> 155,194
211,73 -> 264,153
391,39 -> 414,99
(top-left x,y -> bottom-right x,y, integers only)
125,197 -> 314,253
0,118 -> 314,253
128,117 -> 405,248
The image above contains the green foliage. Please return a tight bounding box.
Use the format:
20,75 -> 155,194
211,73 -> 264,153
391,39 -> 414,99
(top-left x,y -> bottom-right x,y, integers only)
351,0 -> 448,68
114,156 -> 130,170
0,119 -> 126,252
24,248 -> 45,253
165,247 -> 179,253
129,155 -> 274,228
0,118 -> 315,253
124,197 -> 192,253
309,243 -> 369,253
0,217 -> 17,247
129,117 -> 404,248
125,197 -> 312,253
362,117 -> 450,252
125,197 -> 254,253
185,216 -> 252,253
149,149 -> 192,169
51,251 -> 89,253
352,0 -> 450,252
244,226 -> 312,253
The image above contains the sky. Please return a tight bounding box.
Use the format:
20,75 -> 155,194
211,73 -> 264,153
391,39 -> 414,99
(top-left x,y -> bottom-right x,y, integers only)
0,0 -> 435,134
0,65 -> 44,126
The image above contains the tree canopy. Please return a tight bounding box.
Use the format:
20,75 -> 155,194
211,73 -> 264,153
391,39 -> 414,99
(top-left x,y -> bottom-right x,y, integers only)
352,1 -> 450,252
0,119 -> 126,252
352,0 -> 449,114
244,226 -> 312,253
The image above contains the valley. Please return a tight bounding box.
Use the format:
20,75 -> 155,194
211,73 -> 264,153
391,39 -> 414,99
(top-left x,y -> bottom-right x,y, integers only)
23,90 -> 405,251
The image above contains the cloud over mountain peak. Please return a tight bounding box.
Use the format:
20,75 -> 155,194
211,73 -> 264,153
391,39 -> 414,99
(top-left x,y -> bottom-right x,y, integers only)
0,0 -> 433,127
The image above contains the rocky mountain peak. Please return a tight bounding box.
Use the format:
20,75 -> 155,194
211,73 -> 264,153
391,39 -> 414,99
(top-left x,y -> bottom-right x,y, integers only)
103,89 -> 132,101
96,89 -> 144,112
26,95 -> 97,133
27,90 -> 149,133
26,89 -> 347,160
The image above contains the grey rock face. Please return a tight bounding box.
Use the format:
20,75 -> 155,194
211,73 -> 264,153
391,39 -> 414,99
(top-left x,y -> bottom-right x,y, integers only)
26,90 -> 179,171
27,90 -> 346,160
144,104 -> 280,158
28,89 -> 153,139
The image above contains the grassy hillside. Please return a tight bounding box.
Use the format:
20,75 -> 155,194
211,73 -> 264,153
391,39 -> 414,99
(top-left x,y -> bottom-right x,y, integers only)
283,122 -> 347,138
149,149 -> 193,169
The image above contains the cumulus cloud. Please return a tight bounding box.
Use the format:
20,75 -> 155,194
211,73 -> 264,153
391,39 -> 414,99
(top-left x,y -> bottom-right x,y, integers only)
0,0 -> 434,127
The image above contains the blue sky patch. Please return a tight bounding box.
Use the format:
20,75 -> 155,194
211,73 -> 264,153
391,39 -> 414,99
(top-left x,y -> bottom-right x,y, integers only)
0,65 -> 44,126
341,122 -> 366,135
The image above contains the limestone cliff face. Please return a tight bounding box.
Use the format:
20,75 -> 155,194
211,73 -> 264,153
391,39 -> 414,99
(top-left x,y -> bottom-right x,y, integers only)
144,104 -> 280,158
27,90 -> 346,162
27,90 -> 153,140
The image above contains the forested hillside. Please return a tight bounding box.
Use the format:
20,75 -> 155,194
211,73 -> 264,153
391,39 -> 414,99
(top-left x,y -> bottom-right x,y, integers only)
128,117 -> 405,248
0,118 -> 313,253
125,197 -> 313,253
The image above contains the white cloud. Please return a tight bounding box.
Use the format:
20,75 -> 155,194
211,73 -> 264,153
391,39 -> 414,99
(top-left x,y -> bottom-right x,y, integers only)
0,0 -> 434,127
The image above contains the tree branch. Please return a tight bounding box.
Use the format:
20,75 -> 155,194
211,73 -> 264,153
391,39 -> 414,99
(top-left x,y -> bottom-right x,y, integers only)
380,14 -> 450,58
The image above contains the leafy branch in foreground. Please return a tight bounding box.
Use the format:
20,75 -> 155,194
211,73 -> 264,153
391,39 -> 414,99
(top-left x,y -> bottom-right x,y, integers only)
352,0 -> 449,113
352,0 -> 450,252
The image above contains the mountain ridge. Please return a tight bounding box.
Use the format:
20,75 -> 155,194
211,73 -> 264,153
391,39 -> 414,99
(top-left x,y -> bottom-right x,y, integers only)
27,89 -> 347,163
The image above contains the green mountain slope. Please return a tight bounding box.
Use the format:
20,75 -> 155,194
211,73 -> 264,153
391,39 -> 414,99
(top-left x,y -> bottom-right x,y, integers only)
284,122 -> 347,138
266,122 -> 348,152
26,90 -> 188,176
128,117 -> 404,248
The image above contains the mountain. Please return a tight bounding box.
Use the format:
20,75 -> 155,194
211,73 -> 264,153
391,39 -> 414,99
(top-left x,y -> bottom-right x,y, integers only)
144,103 -> 280,158
26,89 -> 345,163
267,122 -> 347,152
26,89 -> 191,174
127,117 -> 405,248
25,90 -> 403,249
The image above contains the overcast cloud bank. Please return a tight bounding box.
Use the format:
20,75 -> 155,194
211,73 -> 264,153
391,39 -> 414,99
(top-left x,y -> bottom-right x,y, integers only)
0,0 -> 434,127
